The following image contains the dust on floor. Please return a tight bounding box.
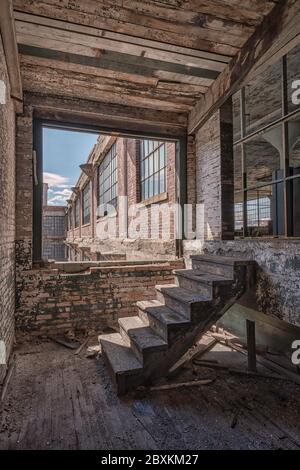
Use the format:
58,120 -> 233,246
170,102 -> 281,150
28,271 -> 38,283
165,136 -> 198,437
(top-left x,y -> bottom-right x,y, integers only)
0,338 -> 300,450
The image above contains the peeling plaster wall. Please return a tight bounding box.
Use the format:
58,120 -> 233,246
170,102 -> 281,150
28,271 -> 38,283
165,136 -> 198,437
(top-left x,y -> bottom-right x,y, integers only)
0,37 -> 16,383
184,239 -> 300,327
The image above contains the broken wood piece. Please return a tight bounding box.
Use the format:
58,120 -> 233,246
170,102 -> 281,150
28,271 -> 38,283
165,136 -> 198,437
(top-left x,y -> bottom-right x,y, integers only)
48,335 -> 78,350
168,335 -> 217,378
86,345 -> 101,358
211,332 -> 228,342
148,379 -> 214,391
74,338 -> 89,355
230,336 -> 268,355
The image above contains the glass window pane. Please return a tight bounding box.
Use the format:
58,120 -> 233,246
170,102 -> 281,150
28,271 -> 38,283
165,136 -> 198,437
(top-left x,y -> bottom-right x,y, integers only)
245,60 -> 282,135
148,176 -> 154,198
288,117 -> 300,170
233,92 -> 241,142
246,186 -> 274,237
154,172 -> 159,195
154,150 -> 159,173
149,155 -> 153,175
144,158 -> 149,178
159,170 -> 165,193
244,126 -> 282,189
287,43 -> 300,113
159,145 -> 165,169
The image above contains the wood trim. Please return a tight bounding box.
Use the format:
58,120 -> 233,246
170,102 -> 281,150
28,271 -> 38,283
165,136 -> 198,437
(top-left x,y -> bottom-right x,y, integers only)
188,0 -> 297,135
0,0 -> 22,100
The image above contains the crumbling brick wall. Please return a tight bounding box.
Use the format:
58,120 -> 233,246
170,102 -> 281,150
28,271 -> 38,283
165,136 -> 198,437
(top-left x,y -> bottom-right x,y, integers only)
0,36 -> 16,383
16,261 -> 182,335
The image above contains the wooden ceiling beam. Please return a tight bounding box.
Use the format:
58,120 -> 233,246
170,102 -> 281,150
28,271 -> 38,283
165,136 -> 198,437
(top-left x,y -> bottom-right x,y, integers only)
20,55 -> 208,96
16,24 -> 220,80
14,13 -> 227,71
25,92 -> 187,137
12,0 -> 240,55
14,11 -> 231,64
21,65 -> 194,113
134,0 -> 276,26
0,0 -> 22,100
18,44 -> 217,87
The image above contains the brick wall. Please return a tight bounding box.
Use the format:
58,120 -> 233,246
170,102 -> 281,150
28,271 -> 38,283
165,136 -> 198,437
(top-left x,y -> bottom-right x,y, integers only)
195,102 -> 234,241
15,104 -> 33,273
0,37 -> 16,383
16,261 -> 182,334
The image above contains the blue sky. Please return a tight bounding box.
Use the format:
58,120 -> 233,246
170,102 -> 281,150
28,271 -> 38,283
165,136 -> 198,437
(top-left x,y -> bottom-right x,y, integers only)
43,127 -> 99,205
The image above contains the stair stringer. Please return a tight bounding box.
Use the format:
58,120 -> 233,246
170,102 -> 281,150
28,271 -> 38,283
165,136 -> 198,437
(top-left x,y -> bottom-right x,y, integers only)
140,264 -> 249,384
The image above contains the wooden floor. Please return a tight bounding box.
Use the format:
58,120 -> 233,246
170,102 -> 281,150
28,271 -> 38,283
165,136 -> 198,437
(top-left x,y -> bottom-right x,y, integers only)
0,339 -> 300,450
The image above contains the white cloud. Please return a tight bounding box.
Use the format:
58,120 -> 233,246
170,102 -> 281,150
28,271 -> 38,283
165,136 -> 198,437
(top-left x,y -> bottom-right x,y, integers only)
48,195 -> 69,205
44,173 -> 73,205
43,172 -> 70,188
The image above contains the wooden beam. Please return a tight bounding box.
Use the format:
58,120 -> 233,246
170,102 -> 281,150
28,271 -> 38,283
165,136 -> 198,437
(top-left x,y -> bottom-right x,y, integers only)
20,55 -> 208,99
12,0 -> 241,55
21,64 -> 194,112
19,53 -> 159,87
188,0 -> 298,134
25,93 -> 187,127
0,0 -> 22,100
14,11 -> 231,65
25,93 -> 187,138
17,41 -> 217,83
130,0 -> 277,26
14,12 -> 227,72
16,25 -> 220,81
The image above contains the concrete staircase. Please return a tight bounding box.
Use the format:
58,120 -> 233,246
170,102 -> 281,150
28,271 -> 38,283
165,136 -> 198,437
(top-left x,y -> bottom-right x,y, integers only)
99,255 -> 255,395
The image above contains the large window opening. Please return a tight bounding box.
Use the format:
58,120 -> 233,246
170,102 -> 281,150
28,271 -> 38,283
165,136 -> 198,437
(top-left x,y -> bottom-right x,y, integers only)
38,123 -> 181,263
233,42 -> 300,238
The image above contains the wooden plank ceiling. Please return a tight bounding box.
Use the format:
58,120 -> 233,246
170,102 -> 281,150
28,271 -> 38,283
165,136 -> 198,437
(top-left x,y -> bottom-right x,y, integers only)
13,0 -> 278,120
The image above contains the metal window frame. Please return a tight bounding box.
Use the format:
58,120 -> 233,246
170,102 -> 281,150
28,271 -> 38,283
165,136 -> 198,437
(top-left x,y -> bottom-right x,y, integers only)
82,182 -> 91,225
97,142 -> 118,212
140,140 -> 167,201
233,50 -> 300,238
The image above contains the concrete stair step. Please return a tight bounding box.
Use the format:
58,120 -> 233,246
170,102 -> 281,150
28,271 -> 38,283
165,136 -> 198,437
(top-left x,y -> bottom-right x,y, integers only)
156,284 -> 210,318
118,316 -> 168,365
174,269 -> 232,295
99,332 -> 143,395
191,255 -> 255,277
137,300 -> 190,342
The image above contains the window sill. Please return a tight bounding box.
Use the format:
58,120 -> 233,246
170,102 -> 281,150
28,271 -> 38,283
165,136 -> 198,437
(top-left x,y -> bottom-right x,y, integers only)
234,236 -> 300,241
141,192 -> 168,207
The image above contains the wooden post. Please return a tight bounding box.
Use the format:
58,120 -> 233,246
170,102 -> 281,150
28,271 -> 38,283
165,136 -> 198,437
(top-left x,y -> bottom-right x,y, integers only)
246,319 -> 257,372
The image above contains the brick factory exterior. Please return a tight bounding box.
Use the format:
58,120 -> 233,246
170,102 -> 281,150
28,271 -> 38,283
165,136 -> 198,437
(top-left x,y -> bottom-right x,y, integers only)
65,135 -> 177,262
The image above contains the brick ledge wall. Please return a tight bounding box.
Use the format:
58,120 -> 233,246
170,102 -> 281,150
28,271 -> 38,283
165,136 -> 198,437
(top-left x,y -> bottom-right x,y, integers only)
16,261 -> 183,335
